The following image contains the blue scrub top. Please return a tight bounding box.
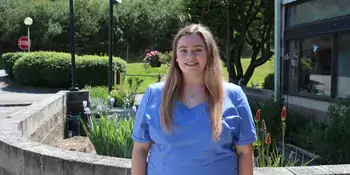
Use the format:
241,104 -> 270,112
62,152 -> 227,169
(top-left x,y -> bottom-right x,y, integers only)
132,81 -> 257,175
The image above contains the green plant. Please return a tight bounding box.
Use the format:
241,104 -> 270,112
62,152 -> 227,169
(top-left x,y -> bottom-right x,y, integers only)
254,107 -> 318,167
262,73 -> 274,90
81,115 -> 134,158
85,86 -> 109,99
127,77 -> 144,95
158,51 -> 172,64
12,51 -> 126,88
1,52 -> 33,76
322,97 -> 350,164
143,50 -> 161,68
110,88 -> 127,107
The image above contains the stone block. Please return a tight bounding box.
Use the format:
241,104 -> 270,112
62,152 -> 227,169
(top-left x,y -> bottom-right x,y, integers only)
41,155 -> 64,175
0,167 -> 13,175
287,166 -> 334,175
321,165 -> 350,174
40,120 -> 65,145
254,167 -> 294,175
93,158 -> 131,175
23,148 -> 42,175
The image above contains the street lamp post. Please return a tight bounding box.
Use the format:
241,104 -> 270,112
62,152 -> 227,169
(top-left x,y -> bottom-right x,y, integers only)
108,0 -> 122,93
69,0 -> 79,91
24,17 -> 33,52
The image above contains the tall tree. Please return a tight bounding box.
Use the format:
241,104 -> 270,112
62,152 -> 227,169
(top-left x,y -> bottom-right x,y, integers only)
182,0 -> 274,85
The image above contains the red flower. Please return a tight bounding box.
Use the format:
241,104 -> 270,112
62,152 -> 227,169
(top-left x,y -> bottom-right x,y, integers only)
261,119 -> 266,131
255,109 -> 261,122
281,106 -> 286,121
265,133 -> 271,145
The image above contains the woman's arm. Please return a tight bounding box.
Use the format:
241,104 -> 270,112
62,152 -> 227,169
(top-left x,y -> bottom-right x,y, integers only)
131,142 -> 151,175
236,144 -> 254,175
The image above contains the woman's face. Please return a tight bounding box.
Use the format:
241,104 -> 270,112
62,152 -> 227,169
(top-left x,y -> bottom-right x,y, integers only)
176,34 -> 207,76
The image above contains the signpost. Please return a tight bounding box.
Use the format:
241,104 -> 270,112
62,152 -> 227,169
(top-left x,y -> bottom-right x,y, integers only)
18,36 -> 30,51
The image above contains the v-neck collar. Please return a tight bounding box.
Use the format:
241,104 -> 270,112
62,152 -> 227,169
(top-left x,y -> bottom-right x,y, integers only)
175,99 -> 208,111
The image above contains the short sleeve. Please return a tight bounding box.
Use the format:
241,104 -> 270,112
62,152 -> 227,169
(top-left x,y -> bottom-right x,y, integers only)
131,86 -> 152,143
233,87 -> 257,146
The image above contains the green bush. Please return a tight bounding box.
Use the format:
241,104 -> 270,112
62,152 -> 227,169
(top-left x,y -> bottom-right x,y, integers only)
84,86 -> 129,108
1,52 -> 32,76
158,51 -> 172,64
262,73 -> 274,90
81,115 -> 134,158
110,89 -> 128,107
322,97 -> 350,164
12,51 -> 126,88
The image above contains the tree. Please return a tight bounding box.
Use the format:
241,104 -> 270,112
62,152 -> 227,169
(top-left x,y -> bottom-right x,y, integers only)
182,0 -> 274,85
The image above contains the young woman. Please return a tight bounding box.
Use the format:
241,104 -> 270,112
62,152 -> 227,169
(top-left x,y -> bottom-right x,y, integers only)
131,24 -> 256,175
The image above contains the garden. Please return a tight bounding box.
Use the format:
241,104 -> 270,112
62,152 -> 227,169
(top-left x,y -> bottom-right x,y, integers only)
1,0 -> 349,169
1,50 -> 350,168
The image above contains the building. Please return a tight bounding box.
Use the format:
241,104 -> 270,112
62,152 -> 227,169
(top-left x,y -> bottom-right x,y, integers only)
278,0 -> 350,117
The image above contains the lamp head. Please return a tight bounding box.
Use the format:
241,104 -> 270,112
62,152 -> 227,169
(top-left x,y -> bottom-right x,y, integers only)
24,17 -> 33,26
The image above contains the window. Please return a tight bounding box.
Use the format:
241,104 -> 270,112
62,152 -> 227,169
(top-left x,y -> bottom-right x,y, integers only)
337,31 -> 350,98
287,40 -> 299,93
287,0 -> 350,27
287,34 -> 333,97
299,34 -> 333,96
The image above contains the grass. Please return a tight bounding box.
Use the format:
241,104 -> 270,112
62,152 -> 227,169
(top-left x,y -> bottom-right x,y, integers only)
120,58 -> 274,93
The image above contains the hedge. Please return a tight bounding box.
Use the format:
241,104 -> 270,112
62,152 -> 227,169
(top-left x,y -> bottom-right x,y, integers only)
1,52 -> 33,76
10,51 -> 126,88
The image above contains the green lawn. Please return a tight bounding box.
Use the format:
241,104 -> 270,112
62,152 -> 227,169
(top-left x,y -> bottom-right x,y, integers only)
122,59 -> 274,93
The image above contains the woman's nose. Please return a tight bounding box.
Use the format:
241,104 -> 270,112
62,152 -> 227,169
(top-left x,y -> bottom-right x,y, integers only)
187,50 -> 195,59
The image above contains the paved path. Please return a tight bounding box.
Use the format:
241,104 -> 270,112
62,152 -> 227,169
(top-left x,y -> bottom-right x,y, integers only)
0,69 -> 57,117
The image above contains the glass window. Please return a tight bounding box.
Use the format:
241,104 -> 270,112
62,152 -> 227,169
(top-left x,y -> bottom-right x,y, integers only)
287,40 -> 299,93
287,0 -> 350,27
299,34 -> 333,96
337,31 -> 350,98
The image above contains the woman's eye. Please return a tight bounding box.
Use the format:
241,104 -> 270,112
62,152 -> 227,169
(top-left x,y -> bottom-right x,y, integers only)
180,49 -> 187,53
195,48 -> 202,52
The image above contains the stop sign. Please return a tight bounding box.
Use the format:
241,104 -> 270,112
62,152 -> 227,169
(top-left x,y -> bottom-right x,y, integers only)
18,36 -> 30,50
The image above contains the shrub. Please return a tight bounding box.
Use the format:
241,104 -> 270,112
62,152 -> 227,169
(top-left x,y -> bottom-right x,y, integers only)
262,73 -> 274,90
322,97 -> 350,164
143,50 -> 161,68
158,51 -> 172,64
1,52 -> 32,76
12,51 -> 126,88
110,89 -> 128,107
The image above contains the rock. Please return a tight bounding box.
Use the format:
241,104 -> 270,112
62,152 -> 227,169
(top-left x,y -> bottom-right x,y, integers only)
53,136 -> 96,154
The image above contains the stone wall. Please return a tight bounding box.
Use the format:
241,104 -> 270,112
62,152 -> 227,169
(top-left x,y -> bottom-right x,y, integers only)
0,91 -> 350,175
17,92 -> 66,145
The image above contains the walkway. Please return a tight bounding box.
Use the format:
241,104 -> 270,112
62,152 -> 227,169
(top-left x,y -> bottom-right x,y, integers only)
0,69 -> 56,117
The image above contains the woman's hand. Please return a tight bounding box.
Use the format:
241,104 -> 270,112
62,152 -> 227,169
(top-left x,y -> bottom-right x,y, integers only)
131,142 -> 151,175
236,144 -> 254,175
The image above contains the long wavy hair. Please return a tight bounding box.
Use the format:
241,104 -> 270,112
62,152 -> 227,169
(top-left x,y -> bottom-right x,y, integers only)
160,24 -> 224,140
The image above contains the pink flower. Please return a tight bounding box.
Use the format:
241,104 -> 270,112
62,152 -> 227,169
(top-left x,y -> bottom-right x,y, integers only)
150,50 -> 159,56
146,53 -> 152,57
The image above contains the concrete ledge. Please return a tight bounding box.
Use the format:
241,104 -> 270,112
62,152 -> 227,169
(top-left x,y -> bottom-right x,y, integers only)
0,91 -> 349,175
242,86 -> 274,101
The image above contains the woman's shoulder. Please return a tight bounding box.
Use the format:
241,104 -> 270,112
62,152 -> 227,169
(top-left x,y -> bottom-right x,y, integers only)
222,81 -> 244,94
146,81 -> 165,94
221,81 -> 247,103
141,82 -> 165,104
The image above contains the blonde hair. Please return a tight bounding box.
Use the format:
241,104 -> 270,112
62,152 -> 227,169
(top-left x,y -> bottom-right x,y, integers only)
160,24 -> 224,140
